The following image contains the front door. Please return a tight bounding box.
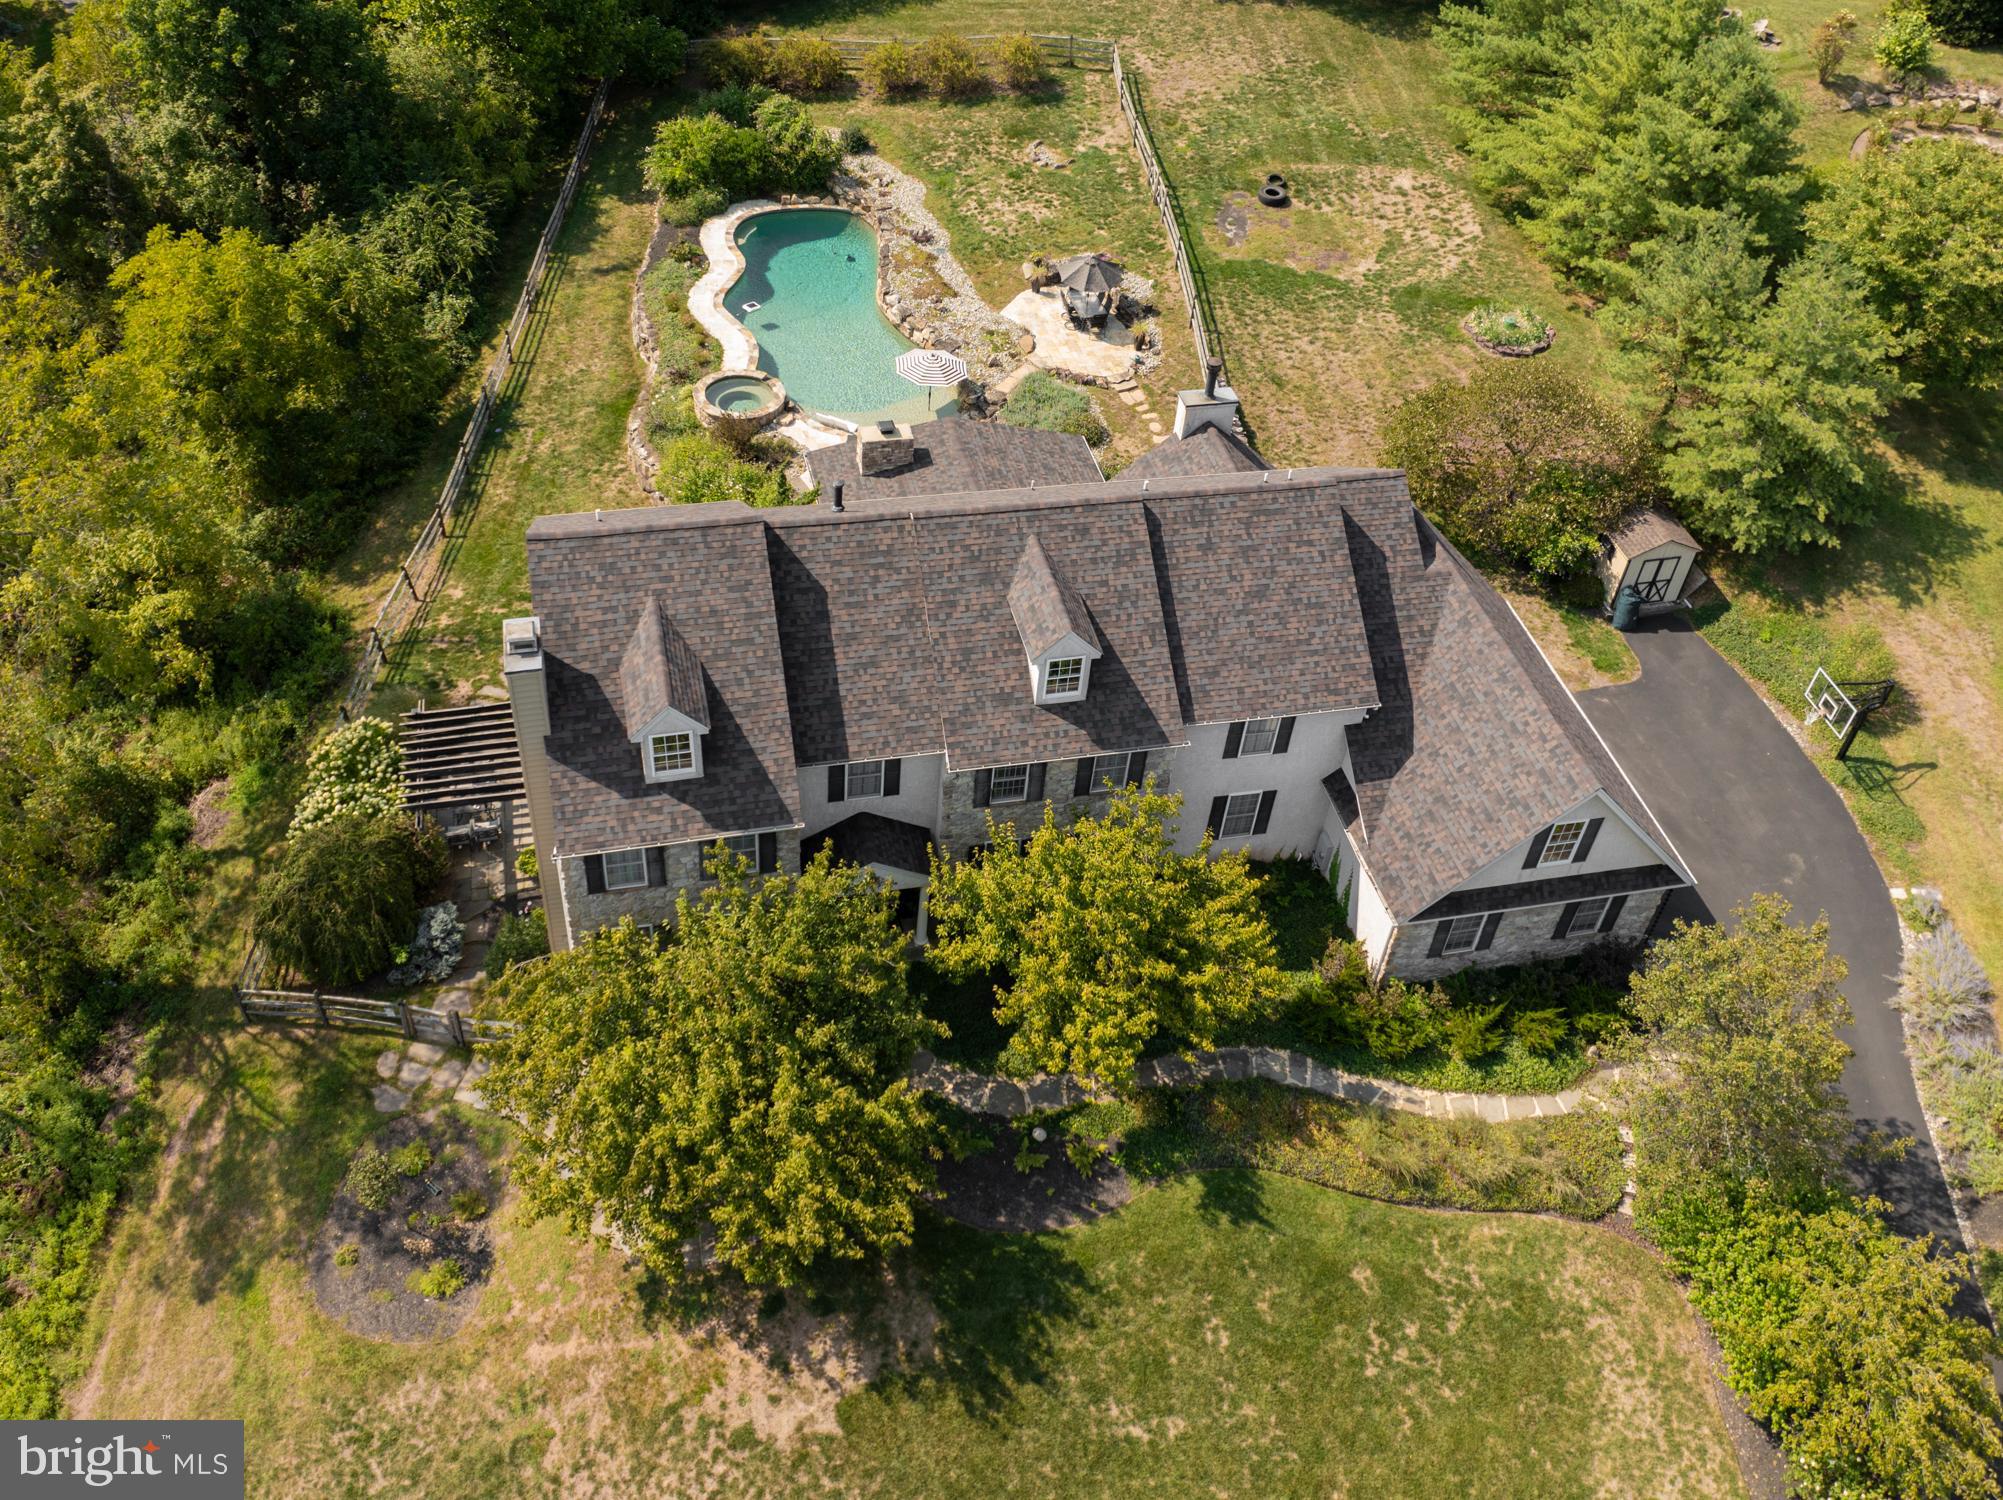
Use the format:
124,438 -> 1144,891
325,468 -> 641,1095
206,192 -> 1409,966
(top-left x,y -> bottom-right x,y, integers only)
1629,554 -> 1678,603
1312,828 -> 1334,877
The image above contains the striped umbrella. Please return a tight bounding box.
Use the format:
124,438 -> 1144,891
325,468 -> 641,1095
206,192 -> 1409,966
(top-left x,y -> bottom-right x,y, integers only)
894,348 -> 968,414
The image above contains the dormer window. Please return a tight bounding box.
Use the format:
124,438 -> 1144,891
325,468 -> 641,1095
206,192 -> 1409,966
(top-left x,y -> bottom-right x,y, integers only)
1044,657 -> 1084,699
648,732 -> 695,780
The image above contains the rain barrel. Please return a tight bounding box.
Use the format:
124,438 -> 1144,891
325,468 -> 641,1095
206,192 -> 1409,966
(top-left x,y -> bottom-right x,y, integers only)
1610,584 -> 1643,632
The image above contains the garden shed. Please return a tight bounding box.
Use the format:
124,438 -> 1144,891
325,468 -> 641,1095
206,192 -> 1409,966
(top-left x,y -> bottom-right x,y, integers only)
1600,508 -> 1702,615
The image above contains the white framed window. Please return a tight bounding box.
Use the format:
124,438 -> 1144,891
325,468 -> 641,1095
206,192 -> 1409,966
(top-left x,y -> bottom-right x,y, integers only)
647,732 -> 694,779
1090,752 -> 1132,790
845,759 -> 884,799
1541,819 -> 1588,865
1219,791 -> 1263,838
1044,657 -> 1084,697
989,764 -> 1031,803
1238,717 -> 1281,756
704,833 -> 758,878
1440,914 -> 1486,954
602,847 -> 648,890
1564,896 -> 1611,937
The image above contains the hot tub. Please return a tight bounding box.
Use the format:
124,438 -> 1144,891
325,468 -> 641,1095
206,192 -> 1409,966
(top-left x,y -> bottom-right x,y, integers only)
693,370 -> 787,442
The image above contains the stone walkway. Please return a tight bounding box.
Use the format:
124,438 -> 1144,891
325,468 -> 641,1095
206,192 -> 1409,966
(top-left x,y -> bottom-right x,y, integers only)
372,1043 -> 491,1115
909,1046 -> 1615,1123
1000,288 -> 1144,384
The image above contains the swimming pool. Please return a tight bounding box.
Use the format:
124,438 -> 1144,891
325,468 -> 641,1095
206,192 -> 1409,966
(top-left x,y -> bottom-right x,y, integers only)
726,209 -> 952,424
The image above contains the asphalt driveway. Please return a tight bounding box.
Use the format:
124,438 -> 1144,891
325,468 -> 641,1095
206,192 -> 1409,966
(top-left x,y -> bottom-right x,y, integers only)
1579,614 -> 1960,1248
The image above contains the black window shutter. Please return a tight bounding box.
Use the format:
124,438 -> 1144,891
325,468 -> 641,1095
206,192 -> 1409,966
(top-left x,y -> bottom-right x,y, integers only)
1125,750 -> 1146,787
883,758 -> 901,796
1252,789 -> 1278,835
645,846 -> 666,887
1073,758 -> 1095,797
1026,762 -> 1047,802
827,764 -> 846,803
973,769 -> 992,807
1206,796 -> 1229,838
583,854 -> 606,894
1273,716 -> 1296,755
1476,912 -> 1503,951
1427,921 -> 1452,958
1553,901 -> 1583,940
1522,827 -> 1552,869
1573,817 -> 1604,863
1222,721 -> 1244,759
758,831 -> 778,874
1598,893 -> 1628,933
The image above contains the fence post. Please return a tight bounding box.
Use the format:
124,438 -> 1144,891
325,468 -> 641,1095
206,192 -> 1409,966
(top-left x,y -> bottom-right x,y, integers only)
314,990 -> 328,1026
398,999 -> 416,1040
450,1010 -> 468,1049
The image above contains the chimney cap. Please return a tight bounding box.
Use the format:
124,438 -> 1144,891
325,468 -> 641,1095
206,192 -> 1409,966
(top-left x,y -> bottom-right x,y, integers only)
1204,357 -> 1223,399
831,480 -> 845,511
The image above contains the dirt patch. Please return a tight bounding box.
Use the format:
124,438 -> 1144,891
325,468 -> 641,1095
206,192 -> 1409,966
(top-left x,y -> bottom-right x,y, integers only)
1208,165 -> 1482,284
187,777 -> 233,850
933,1130 -> 1132,1232
1215,192 -> 1252,248
1876,606 -> 2003,759
307,1114 -> 499,1342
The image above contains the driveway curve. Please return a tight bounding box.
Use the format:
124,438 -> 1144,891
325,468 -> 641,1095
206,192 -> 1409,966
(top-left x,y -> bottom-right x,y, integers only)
1578,614 -> 1959,1247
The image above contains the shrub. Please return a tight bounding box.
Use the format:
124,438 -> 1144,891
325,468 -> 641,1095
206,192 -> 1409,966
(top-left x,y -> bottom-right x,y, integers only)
1897,889 -> 1944,932
752,94 -> 841,195
999,372 -> 1108,444
861,41 -> 921,96
1510,1006 -> 1570,1056
345,1146 -> 397,1211
451,1189 -> 488,1221
1442,1002 -> 1506,1063
514,846 -> 537,879
253,814 -> 426,986
1934,1050 -> 2003,1195
386,901 -> 464,987
333,1243 -> 359,1269
707,31 -> 776,87
657,433 -> 793,507
836,121 -> 871,156
1874,3 -> 1936,80
1811,10 -> 1858,83
407,1258 -> 467,1300
644,114 -> 769,203
290,716 -> 402,836
389,1141 -> 432,1177
659,186 -> 728,228
1343,977 -> 1450,1060
770,36 -> 846,96
915,35 -> 986,98
1898,925 -> 1993,1034
1464,304 -> 1551,350
993,34 -> 1047,91
486,908 -> 550,979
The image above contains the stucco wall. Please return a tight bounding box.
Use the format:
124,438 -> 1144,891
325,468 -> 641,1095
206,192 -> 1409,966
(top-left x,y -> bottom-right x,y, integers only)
560,827 -> 803,941
1452,792 -> 1673,894
1383,887 -> 1664,981
1171,710 -> 1362,860
796,752 -> 946,844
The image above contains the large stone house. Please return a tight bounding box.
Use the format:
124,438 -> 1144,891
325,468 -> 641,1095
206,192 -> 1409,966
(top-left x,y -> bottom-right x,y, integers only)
503,407 -> 1688,979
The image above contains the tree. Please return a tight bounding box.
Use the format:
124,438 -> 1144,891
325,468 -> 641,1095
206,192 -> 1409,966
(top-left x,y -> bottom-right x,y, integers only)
1809,10 -> 1859,84
252,814 -> 426,986
751,93 -> 839,195
1381,361 -> 1657,580
925,784 -> 1281,1092
1618,895 -> 1855,1209
482,852 -> 943,1286
644,113 -> 769,202
1658,244 -> 1909,552
1926,0 -> 2003,46
1808,139 -> 2003,390
1603,209 -> 1772,415
1671,1189 -> 2003,1500
1874,0 -> 1937,82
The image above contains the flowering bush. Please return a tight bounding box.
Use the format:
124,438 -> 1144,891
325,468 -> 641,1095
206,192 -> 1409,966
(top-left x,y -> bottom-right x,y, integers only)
387,902 -> 464,987
291,717 -> 402,836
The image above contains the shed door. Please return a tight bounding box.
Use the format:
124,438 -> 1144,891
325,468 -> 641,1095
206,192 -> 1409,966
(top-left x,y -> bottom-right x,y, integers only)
1629,554 -> 1679,603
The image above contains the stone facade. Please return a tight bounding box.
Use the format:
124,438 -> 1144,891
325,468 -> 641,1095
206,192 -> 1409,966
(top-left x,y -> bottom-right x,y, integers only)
560,827 -> 804,938
937,751 -> 1176,857
1383,888 -> 1666,982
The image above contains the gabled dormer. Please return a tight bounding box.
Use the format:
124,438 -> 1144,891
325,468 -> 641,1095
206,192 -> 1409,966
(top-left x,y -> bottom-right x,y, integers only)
1008,533 -> 1102,706
620,597 -> 710,784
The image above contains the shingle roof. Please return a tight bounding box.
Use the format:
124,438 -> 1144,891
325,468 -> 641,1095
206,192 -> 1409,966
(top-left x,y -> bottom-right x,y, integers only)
803,416 -> 1102,501
527,510 -> 800,856
1118,425 -> 1267,481
1607,506 -> 1699,556
617,597 -> 708,735
1008,533 -> 1101,660
1411,863 -> 1684,922
1341,510 -> 1680,917
815,810 -> 934,875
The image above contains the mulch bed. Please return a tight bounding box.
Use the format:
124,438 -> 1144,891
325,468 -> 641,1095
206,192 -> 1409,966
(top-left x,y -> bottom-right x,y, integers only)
307,1113 -> 500,1342
932,1128 -> 1131,1233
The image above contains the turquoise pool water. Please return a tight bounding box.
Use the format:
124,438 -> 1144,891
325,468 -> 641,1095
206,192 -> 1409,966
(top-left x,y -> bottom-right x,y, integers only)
727,209 -> 950,423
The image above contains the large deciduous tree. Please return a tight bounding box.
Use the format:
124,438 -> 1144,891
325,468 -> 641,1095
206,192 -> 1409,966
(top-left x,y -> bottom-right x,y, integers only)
482,851 -> 943,1287
925,785 -> 1281,1092
1381,362 -> 1656,580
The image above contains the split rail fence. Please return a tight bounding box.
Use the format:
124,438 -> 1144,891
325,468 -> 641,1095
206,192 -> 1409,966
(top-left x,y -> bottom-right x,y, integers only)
338,80 -> 610,724
1112,46 -> 1221,382
235,943 -> 520,1049
693,33 -> 1115,70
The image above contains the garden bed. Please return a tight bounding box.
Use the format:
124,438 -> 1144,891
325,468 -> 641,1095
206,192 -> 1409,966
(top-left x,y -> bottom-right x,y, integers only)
306,1113 -> 500,1342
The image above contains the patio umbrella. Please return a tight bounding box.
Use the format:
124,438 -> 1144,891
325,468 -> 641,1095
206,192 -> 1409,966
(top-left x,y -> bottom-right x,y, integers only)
894,347 -> 968,415
1052,253 -> 1123,298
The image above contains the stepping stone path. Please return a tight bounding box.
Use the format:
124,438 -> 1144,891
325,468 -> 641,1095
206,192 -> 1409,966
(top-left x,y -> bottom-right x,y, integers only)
374,1045 -> 492,1113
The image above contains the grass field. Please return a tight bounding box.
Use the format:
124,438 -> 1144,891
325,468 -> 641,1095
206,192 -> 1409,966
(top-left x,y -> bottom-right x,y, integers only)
70,1023 -> 1741,1498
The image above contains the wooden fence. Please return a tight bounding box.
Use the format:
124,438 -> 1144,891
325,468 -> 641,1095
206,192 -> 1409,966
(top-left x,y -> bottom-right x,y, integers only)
234,941 -> 522,1048
694,33 -> 1115,71
338,80 -> 610,724
1113,46 -> 1222,384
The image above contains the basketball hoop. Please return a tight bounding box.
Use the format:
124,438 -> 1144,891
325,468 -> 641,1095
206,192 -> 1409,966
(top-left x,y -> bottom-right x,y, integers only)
1804,667 -> 1896,760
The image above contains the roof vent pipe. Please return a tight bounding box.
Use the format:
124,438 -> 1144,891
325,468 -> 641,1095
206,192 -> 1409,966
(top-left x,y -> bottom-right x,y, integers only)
831,481 -> 845,512
1204,358 -> 1222,400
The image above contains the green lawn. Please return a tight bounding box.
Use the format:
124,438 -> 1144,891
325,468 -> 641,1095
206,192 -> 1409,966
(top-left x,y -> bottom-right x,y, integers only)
71,1023 -> 1741,1497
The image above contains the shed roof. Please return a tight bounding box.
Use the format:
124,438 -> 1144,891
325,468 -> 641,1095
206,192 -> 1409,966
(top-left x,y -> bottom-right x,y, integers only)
1606,507 -> 1699,556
